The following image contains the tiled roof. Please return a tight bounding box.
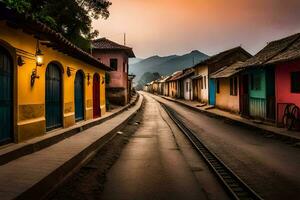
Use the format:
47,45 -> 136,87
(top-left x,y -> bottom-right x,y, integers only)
92,38 -> 135,58
0,2 -> 110,71
242,33 -> 300,68
167,71 -> 183,82
173,68 -> 194,80
194,46 -> 252,67
267,34 -> 300,65
210,61 -> 244,78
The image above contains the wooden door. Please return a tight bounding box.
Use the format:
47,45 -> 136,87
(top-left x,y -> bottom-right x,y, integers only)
266,68 -> 276,121
74,71 -> 84,122
209,79 -> 216,105
46,63 -> 62,131
93,73 -> 101,118
0,46 -> 13,144
240,74 -> 250,116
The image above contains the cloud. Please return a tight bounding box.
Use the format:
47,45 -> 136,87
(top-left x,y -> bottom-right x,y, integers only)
93,0 -> 300,57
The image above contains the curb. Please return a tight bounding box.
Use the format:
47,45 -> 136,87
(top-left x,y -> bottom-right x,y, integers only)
0,94 -> 140,166
160,95 -> 300,143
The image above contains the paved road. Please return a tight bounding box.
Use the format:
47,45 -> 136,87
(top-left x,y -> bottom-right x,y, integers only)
146,92 -> 300,200
100,94 -> 208,200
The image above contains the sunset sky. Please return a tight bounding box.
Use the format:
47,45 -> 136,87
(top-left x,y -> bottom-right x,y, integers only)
92,0 -> 300,58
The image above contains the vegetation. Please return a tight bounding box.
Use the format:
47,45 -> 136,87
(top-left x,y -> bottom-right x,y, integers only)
3,0 -> 111,51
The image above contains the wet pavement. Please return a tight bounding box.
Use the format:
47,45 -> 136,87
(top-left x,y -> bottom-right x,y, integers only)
100,94 -> 208,200
146,92 -> 300,200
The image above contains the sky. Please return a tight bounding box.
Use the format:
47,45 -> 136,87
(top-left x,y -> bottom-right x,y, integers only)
92,0 -> 300,58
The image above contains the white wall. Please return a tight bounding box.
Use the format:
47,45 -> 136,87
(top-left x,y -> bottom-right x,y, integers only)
183,78 -> 193,100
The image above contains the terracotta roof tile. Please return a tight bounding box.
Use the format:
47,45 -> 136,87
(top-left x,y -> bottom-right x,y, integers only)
92,38 -> 135,58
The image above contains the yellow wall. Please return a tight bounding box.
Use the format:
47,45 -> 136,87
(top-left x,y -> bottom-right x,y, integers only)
215,77 -> 240,113
0,21 -> 106,142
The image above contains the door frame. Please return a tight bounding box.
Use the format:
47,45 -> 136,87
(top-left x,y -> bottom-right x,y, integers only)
93,73 -> 101,118
74,70 -> 85,122
0,40 -> 18,144
45,61 -> 64,131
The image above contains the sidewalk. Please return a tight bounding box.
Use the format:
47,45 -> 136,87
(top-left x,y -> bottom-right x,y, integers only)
0,94 -> 139,166
0,94 -> 143,200
160,95 -> 300,143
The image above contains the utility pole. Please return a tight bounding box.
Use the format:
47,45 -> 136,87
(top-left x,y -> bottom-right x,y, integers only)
124,33 -> 126,46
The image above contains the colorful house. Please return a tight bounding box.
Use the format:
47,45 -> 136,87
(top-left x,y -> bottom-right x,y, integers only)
92,38 -> 135,106
175,68 -> 195,100
163,76 -> 172,96
0,4 -> 110,144
210,62 -> 245,113
158,76 -> 170,95
192,47 -> 251,105
167,71 -> 183,98
242,33 -> 300,126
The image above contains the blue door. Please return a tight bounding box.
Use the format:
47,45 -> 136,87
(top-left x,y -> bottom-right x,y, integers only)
209,78 -> 216,105
46,63 -> 62,131
74,71 -> 84,121
0,46 -> 13,144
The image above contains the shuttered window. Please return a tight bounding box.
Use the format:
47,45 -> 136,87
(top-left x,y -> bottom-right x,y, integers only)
291,71 -> 300,93
110,59 -> 118,71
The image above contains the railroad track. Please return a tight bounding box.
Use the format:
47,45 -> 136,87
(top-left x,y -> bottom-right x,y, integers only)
160,102 -> 263,200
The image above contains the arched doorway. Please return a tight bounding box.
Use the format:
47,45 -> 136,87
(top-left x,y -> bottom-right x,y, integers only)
46,62 -> 63,131
93,73 -> 101,118
0,46 -> 13,143
74,70 -> 84,121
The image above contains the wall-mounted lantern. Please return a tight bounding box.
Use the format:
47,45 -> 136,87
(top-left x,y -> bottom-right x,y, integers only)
67,67 -> 72,77
31,40 -> 43,87
36,48 -> 44,67
35,40 -> 44,67
17,56 -> 25,66
87,73 -> 91,85
31,68 -> 40,87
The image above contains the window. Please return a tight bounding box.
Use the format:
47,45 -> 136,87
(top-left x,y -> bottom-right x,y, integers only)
110,59 -> 118,71
216,79 -> 220,93
291,71 -> 300,93
230,77 -> 238,96
204,76 -> 207,89
251,74 -> 261,90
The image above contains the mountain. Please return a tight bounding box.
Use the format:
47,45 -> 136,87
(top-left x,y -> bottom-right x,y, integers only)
129,50 -> 209,84
136,72 -> 162,90
129,58 -> 143,65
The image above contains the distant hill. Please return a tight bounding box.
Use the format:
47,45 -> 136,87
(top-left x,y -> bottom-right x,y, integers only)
136,72 -> 161,90
129,50 -> 209,86
129,58 -> 143,65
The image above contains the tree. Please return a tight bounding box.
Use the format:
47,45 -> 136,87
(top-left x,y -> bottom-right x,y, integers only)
3,0 -> 111,51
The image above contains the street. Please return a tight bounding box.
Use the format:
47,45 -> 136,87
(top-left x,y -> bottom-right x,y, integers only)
147,92 -> 300,200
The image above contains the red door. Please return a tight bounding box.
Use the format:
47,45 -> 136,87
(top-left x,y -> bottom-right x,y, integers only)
93,73 -> 101,118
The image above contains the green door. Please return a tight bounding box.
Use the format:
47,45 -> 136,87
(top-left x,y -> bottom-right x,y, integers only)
46,63 -> 62,131
74,71 -> 84,121
0,46 -> 13,144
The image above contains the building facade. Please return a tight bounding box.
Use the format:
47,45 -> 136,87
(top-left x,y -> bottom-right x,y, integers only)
92,38 -> 135,106
0,6 -> 109,145
210,62 -> 245,113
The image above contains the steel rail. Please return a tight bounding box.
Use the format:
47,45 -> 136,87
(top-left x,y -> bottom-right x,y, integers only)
160,102 -> 264,200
